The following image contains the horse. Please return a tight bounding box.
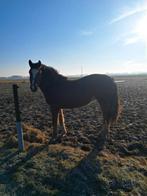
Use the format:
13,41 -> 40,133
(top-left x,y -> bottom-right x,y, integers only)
28,60 -> 120,140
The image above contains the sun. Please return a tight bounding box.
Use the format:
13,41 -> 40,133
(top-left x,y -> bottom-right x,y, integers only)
134,10 -> 147,57
135,14 -> 147,41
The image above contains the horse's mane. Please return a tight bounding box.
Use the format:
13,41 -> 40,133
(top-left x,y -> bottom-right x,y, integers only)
41,64 -> 67,85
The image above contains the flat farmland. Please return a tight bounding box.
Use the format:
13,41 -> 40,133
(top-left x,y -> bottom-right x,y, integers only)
0,76 -> 147,195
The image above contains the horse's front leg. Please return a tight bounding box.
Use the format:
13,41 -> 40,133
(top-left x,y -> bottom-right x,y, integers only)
59,109 -> 67,136
50,105 -> 59,139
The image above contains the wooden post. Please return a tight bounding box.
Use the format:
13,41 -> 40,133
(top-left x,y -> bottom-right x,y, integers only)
13,84 -> 24,151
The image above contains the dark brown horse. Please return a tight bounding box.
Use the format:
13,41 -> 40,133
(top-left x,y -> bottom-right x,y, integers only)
29,60 -> 120,139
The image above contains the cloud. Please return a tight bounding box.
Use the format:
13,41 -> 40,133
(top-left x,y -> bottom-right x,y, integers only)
110,1 -> 147,24
80,30 -> 94,36
123,35 -> 140,45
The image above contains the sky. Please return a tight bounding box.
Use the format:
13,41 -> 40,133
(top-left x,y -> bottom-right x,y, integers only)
0,0 -> 147,76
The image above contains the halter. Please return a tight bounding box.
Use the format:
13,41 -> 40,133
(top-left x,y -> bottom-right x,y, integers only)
34,65 -> 44,86
30,65 -> 44,91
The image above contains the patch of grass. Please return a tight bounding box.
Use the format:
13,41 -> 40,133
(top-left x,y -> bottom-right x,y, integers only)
97,150 -> 147,194
15,180 -> 60,196
5,136 -> 18,149
23,123 -> 47,144
0,137 -> 147,195
2,123 -> 48,152
1,144 -> 86,195
0,184 -> 7,196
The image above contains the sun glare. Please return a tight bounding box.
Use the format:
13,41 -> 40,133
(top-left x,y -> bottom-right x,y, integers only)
135,14 -> 147,40
133,8 -> 147,57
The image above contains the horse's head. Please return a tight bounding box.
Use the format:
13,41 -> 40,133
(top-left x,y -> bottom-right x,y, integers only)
29,60 -> 43,92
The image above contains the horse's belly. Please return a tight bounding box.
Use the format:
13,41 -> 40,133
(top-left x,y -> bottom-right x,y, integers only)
59,95 -> 92,108
45,84 -> 94,108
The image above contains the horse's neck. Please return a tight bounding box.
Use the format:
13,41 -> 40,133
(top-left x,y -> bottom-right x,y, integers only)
39,79 -> 49,96
39,69 -> 67,95
38,72 -> 55,98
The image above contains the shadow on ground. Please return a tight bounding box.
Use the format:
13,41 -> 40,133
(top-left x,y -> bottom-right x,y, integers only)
0,129 -> 107,195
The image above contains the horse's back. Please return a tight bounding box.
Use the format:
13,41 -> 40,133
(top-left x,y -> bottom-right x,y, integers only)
77,74 -> 114,91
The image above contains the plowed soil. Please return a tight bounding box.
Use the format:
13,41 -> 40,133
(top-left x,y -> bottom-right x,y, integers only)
0,76 -> 147,195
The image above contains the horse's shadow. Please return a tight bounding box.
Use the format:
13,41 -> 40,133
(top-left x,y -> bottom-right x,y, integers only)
56,130 -> 107,195
1,145 -> 46,175
0,151 -> 19,166
1,129 -> 107,195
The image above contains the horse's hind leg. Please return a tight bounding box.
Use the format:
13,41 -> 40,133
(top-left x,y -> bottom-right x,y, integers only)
50,105 -> 59,138
96,121 -> 110,150
101,121 -> 110,140
59,109 -> 67,136
96,100 -> 111,141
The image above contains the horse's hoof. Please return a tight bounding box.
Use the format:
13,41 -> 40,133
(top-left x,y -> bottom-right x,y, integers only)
49,137 -> 57,144
62,133 -> 67,137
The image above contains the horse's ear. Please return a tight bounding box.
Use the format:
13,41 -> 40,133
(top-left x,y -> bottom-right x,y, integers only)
38,60 -> 41,66
29,60 -> 32,67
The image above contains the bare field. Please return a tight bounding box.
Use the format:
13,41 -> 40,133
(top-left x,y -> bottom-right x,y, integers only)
0,76 -> 147,195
